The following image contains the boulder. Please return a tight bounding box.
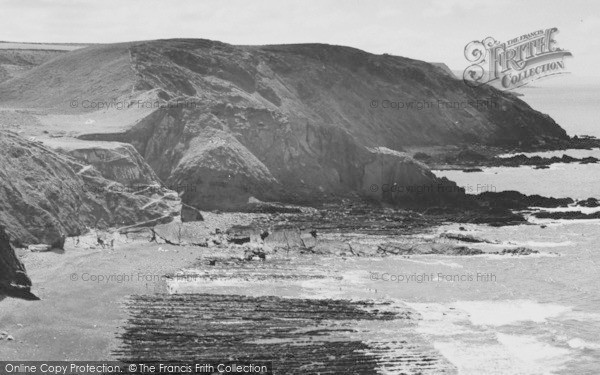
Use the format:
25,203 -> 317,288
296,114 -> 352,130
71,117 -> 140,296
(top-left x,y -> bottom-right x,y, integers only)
181,204 -> 204,222
27,244 -> 52,252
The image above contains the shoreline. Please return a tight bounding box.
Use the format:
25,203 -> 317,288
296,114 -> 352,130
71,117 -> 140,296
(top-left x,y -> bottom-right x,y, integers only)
0,206 -> 563,363
410,144 -> 600,171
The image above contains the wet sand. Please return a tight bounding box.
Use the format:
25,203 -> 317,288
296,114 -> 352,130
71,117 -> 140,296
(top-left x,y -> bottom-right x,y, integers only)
0,240 -> 207,360
0,212 -> 458,373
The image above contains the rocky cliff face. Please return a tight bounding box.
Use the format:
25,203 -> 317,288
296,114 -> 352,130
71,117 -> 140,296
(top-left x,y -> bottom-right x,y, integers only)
0,131 -> 179,247
0,226 -> 38,301
126,40 -> 566,147
0,39 -> 569,210
48,139 -> 162,186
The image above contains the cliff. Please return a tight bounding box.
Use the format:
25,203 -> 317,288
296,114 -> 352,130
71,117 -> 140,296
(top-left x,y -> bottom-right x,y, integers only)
0,39 -> 569,210
0,131 -> 180,247
0,226 -> 38,301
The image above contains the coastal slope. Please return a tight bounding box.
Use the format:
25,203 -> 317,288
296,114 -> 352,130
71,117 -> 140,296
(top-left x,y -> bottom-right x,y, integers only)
0,39 -> 569,209
0,130 -> 180,247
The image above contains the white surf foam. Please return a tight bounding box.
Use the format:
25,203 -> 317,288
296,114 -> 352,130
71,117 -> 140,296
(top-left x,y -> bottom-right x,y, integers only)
531,206 -> 600,214
398,258 -> 464,268
479,252 -> 560,259
451,300 -> 571,326
496,333 -> 571,372
492,239 -> 572,248
405,302 -> 471,336
567,338 -> 600,350
528,216 -> 600,226
434,338 -> 569,375
407,301 -> 573,374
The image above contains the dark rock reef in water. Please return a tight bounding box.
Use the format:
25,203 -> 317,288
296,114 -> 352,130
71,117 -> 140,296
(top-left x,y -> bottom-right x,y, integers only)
378,242 -> 484,255
577,198 -> 600,208
475,191 -> 574,210
439,232 -> 494,243
420,142 -> 600,170
0,39 -> 570,210
0,226 -> 39,301
533,211 -> 600,220
498,247 -> 538,255
0,130 -> 180,247
487,154 -> 598,168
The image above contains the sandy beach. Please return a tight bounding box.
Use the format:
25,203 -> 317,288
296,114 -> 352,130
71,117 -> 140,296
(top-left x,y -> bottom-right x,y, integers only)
0,240 -> 203,360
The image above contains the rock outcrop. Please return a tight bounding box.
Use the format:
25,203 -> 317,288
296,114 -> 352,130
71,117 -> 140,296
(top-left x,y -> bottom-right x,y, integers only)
0,130 -> 179,247
0,226 -> 39,301
442,151 -> 599,169
533,210 -> 600,220
377,242 -> 484,256
577,198 -> 600,208
180,204 -> 204,222
48,139 -> 162,186
167,128 -> 282,210
475,191 -> 573,210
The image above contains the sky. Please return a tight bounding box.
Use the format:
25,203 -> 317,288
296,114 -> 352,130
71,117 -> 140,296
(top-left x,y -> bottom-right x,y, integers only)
1,0 -> 599,76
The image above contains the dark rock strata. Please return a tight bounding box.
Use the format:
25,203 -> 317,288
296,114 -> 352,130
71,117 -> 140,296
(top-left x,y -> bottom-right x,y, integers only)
577,198 -> 600,208
378,242 -> 483,256
475,191 -> 573,210
533,211 -> 600,220
114,294 -> 450,374
0,226 -> 39,301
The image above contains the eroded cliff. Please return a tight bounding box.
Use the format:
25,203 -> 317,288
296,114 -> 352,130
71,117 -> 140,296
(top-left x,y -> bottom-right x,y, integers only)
0,39 -> 569,210
0,131 -> 179,247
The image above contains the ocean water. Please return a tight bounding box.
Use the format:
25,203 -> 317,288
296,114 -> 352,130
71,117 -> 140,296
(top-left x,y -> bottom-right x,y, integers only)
426,100 -> 600,374
174,215 -> 600,374
515,75 -> 600,138
434,148 -> 600,200
364,220 -> 600,375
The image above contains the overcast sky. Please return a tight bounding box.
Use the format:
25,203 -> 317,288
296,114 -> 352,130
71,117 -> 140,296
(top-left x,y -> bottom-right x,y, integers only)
1,0 -> 598,77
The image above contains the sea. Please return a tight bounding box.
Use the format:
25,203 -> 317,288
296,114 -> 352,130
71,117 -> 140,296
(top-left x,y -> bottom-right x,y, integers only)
170,76 -> 600,374
427,75 -> 600,374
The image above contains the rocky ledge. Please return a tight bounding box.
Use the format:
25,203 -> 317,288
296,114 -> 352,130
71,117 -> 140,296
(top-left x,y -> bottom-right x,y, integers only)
532,211 -> 600,220
417,139 -> 600,171
114,294 -> 450,374
474,191 -> 574,210
0,131 -> 180,248
0,226 -> 39,301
